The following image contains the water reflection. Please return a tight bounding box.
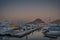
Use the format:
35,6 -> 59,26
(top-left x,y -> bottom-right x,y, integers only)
0,28 -> 60,40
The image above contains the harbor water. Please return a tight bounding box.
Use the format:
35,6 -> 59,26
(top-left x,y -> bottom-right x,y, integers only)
1,26 -> 60,40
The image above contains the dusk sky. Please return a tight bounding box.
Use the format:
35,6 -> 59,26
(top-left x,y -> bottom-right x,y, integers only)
0,0 -> 60,22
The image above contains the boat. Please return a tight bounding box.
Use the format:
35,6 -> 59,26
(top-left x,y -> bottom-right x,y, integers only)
42,25 -> 60,38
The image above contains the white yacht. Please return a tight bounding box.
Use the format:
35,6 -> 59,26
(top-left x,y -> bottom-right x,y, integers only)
42,25 -> 60,38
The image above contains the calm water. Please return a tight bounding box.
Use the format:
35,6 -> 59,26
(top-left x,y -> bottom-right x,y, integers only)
1,27 -> 60,40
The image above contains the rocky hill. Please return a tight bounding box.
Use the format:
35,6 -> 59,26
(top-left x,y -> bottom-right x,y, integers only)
27,18 -> 44,24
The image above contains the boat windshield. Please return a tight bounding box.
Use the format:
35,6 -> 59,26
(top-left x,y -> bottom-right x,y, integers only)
48,25 -> 60,31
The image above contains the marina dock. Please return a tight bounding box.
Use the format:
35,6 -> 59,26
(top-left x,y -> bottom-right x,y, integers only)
0,27 -> 43,38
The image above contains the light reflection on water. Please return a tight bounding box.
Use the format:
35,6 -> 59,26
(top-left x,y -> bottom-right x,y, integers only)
1,28 -> 60,40
0,30 -> 49,40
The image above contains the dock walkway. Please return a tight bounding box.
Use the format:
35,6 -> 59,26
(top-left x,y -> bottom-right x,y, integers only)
0,27 -> 43,38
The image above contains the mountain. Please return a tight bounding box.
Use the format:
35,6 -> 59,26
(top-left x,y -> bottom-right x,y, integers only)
27,18 -> 44,24
51,19 -> 60,24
